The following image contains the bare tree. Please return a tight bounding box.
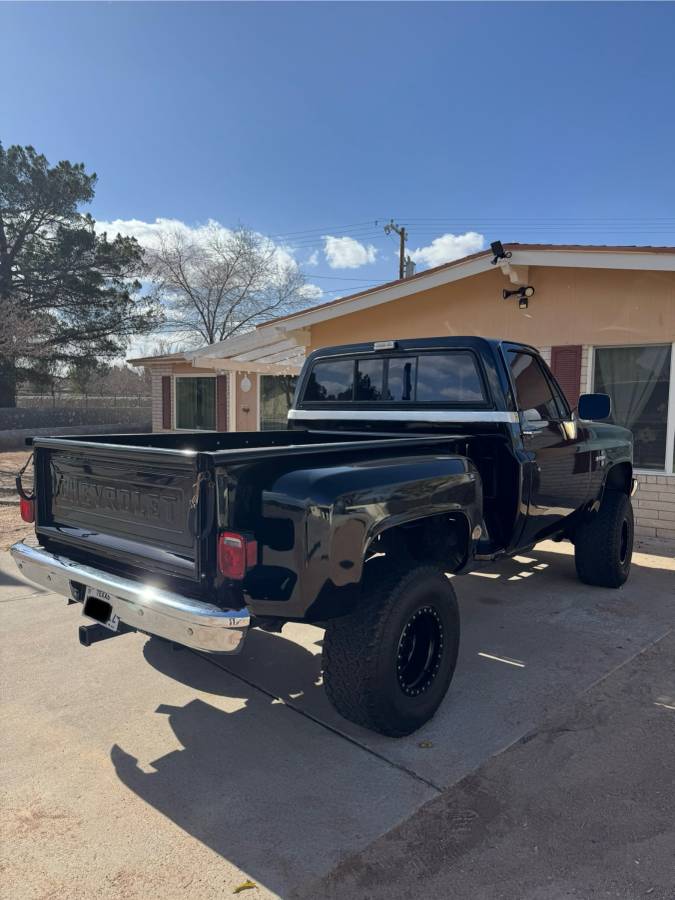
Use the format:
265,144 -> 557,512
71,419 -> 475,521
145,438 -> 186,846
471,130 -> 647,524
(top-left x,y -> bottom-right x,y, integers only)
66,361 -> 152,406
132,337 -> 189,358
148,224 -> 308,346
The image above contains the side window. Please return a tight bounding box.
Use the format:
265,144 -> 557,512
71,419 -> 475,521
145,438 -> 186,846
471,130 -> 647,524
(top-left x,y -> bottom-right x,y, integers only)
416,352 -> 486,403
304,360 -> 354,401
508,351 -> 561,422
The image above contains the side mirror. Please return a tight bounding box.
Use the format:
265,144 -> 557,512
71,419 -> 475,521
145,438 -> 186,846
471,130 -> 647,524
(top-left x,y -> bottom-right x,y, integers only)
578,392 -> 611,420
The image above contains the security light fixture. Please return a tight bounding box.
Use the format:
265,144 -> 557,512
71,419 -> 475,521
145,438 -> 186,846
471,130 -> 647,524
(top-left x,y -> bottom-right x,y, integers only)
502,285 -> 535,310
490,240 -> 512,264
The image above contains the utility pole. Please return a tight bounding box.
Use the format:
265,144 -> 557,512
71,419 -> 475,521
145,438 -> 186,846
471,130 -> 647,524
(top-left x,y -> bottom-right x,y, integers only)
384,219 -> 407,280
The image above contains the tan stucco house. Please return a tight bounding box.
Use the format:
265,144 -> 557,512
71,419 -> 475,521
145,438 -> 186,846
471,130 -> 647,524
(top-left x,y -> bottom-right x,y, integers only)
129,242 -> 675,546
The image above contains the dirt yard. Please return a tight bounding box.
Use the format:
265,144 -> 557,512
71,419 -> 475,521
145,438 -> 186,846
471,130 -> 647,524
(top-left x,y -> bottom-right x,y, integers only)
0,450 -> 35,551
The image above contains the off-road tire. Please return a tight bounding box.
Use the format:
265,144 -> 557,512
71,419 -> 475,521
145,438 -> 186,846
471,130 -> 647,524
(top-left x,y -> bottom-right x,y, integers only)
322,564 -> 460,737
574,490 -> 634,588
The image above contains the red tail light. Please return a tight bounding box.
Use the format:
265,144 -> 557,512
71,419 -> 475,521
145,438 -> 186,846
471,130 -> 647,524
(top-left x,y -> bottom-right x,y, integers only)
19,497 -> 35,523
217,532 -> 257,580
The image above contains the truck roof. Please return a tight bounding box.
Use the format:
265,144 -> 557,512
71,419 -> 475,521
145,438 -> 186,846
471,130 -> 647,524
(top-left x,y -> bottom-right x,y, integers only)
304,335 -> 537,362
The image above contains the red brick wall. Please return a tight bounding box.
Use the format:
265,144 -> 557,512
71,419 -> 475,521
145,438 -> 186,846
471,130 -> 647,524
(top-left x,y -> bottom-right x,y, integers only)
551,344 -> 582,407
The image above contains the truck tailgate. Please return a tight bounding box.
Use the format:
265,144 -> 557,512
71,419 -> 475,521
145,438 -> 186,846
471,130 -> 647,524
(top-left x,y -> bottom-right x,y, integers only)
34,441 -> 203,582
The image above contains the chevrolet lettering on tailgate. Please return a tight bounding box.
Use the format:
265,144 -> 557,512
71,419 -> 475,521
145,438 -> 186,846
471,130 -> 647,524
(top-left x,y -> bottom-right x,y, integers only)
53,473 -> 179,523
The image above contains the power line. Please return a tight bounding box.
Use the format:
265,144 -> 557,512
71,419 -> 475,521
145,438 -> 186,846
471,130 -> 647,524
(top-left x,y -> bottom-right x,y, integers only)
303,274 -> 385,281
273,222 -> 675,254
273,216 -> 675,238
315,285 -> 383,294
269,217 -> 674,244
394,216 -> 675,223
269,220 -> 378,239
290,232 -> 382,244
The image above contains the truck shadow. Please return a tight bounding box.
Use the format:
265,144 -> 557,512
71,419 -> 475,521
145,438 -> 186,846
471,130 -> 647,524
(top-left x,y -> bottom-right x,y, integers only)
0,569 -> 29,587
109,544 -> 673,896
0,567 -> 48,592
110,631 -> 428,897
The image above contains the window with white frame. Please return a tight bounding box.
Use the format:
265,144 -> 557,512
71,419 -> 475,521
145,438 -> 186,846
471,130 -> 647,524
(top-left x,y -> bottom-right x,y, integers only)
175,376 -> 216,430
592,344 -> 673,472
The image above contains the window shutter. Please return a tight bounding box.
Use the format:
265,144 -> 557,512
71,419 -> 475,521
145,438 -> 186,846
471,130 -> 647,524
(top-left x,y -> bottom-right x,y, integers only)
551,345 -> 582,408
216,375 -> 228,431
161,376 -> 172,429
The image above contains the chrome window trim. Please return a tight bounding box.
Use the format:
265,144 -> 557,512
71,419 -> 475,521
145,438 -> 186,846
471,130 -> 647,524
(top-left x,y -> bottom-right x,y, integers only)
288,409 -> 519,423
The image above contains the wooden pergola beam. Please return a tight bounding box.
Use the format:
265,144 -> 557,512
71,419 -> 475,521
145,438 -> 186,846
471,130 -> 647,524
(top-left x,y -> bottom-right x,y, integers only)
193,356 -> 302,376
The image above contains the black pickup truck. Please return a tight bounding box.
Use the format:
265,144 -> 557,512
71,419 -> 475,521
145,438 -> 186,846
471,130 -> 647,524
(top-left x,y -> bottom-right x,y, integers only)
12,337 -> 636,736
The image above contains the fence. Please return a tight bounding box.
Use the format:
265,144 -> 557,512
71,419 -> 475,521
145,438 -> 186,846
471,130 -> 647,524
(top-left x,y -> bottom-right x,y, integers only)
0,405 -> 152,451
17,393 -> 151,410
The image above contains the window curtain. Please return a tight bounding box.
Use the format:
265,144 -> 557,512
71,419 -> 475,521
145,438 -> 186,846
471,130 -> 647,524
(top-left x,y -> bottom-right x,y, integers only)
596,345 -> 670,428
595,345 -> 671,468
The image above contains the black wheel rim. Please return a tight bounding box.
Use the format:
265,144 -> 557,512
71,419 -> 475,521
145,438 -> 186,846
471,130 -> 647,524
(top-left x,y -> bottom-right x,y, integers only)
396,605 -> 444,697
619,519 -> 629,564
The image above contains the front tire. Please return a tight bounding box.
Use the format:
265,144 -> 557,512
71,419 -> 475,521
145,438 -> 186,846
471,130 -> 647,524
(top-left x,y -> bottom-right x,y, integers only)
322,564 -> 460,737
574,490 -> 634,588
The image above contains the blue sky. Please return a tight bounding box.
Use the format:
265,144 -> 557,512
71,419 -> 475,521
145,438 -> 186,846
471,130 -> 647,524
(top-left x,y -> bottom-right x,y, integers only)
2,1 -> 675,300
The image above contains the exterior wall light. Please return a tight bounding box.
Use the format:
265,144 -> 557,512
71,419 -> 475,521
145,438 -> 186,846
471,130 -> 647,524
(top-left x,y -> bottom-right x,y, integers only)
502,285 -> 535,310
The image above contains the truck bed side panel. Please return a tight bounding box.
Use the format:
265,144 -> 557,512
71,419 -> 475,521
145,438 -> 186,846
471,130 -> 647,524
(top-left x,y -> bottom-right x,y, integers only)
240,453 -> 482,620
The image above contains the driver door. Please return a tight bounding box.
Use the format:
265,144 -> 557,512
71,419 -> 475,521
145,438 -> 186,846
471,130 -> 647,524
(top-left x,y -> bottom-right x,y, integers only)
506,348 -> 591,545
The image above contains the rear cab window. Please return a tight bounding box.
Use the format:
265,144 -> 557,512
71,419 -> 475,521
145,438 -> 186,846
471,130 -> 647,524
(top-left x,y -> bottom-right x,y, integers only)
416,353 -> 485,403
355,359 -> 384,400
386,357 -> 416,401
304,359 -> 354,401
301,349 -> 488,406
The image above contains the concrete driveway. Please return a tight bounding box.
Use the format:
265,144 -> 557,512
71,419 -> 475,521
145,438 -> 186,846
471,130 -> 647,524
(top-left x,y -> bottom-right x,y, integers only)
1,540 -> 673,899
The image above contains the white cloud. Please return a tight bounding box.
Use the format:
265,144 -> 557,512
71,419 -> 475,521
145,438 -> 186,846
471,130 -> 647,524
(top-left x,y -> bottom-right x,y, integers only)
409,231 -> 485,269
95,216 -> 302,273
95,216 -> 199,250
96,215 -> 324,300
299,282 -> 323,301
323,235 -> 378,269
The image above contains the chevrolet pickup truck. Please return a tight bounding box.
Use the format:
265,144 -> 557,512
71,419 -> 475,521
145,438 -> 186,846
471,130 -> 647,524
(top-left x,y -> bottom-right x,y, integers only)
11,337 -> 636,736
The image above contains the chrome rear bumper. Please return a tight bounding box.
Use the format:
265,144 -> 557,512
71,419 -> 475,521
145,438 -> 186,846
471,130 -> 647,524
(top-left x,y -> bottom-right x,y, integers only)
10,541 -> 249,654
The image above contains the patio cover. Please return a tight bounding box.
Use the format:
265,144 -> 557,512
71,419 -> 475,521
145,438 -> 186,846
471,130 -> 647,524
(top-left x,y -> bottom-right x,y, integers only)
185,325 -> 309,375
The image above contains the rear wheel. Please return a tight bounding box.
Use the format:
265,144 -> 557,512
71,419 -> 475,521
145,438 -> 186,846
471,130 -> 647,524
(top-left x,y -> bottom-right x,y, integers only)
574,490 -> 634,588
322,564 -> 460,737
